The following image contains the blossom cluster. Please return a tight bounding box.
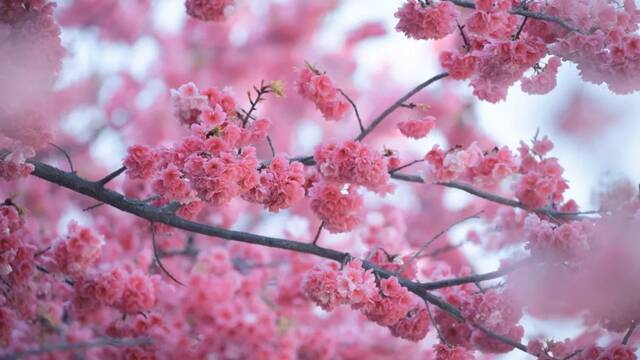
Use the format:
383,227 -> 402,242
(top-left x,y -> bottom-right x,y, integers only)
524,214 -> 595,259
396,0 -> 640,101
395,1 -> 459,40
424,142 -> 518,186
124,82 -> 305,215
53,221 -> 105,276
515,138 -> 569,209
309,140 -> 394,233
397,116 -> 436,139
296,66 -> 349,120
303,259 -> 430,342
435,287 -> 524,353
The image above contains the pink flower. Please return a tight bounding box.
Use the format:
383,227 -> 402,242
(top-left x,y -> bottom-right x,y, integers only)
389,306 -> 430,342
0,146 -> 35,181
243,155 -> 305,212
124,144 -> 158,180
308,181 -> 364,233
185,0 -> 235,22
314,140 -> 393,194
397,116 -> 436,139
522,57 -> 562,95
302,261 -> 341,311
395,1 -> 459,40
296,66 -> 349,121
152,164 -> 194,202
53,221 -> 104,276
119,271 -> 156,314
170,82 -> 211,126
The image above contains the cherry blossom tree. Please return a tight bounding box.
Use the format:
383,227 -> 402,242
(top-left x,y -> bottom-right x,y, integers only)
1,0 -> 640,359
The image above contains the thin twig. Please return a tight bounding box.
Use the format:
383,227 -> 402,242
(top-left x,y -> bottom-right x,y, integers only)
266,135 -> 276,158
425,300 -> 449,346
421,257 -> 534,290
623,320 -> 637,345
47,143 -> 75,173
356,72 -> 449,142
389,159 -> 425,174
337,88 -> 364,133
389,173 -> 600,219
83,202 -> 105,212
514,16 -> 529,40
398,211 -> 482,275
150,222 -> 184,286
312,221 -> 325,246
96,166 -> 127,186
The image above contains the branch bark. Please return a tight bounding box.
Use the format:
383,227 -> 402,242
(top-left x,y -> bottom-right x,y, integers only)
27,159 -> 462,320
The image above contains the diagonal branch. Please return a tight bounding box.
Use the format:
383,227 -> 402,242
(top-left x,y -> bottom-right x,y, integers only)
390,172 -> 599,219
355,72 -> 449,141
26,159 -> 461,321
421,257 -> 534,290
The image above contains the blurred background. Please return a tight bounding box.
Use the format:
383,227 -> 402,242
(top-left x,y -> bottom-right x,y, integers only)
50,1 -> 640,357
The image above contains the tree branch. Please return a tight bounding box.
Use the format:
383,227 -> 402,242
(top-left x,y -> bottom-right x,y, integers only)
26,159 -> 462,321
355,72 -> 449,142
421,257 -> 534,290
337,88 -> 365,133
390,172 -> 599,219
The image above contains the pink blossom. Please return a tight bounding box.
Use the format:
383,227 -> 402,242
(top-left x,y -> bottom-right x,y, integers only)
296,66 -> 349,121
395,1 -> 459,40
243,155 -> 305,212
397,116 -> 436,139
185,0 -> 235,22
124,144 -> 159,180
389,306 -> 430,342
314,140 -> 393,194
522,57 -> 562,95
119,272 -> 157,314
53,221 -> 104,276
308,181 -> 364,233
170,82 -> 211,126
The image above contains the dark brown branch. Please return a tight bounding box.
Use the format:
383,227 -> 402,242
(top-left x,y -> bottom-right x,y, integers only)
390,172 -> 599,219
266,135 -> 276,158
355,72 -> 449,141
444,0 -> 585,33
623,320 -> 637,345
389,159 -> 424,174
27,159 -> 462,320
2,337 -> 150,360
337,88 -> 364,133
421,258 -> 533,290
150,222 -> 184,286
96,166 -> 126,186
312,221 -> 325,246
398,211 -> 481,275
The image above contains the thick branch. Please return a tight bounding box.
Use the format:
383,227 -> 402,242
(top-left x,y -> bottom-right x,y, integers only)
27,159 -> 461,320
